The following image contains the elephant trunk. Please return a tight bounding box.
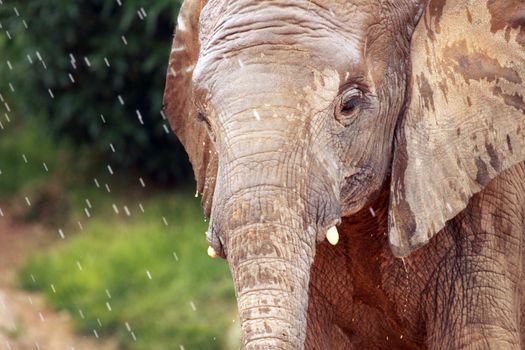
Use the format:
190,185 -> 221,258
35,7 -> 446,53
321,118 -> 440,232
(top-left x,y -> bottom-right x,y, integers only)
208,105 -> 340,349
227,210 -> 316,349
214,182 -> 320,349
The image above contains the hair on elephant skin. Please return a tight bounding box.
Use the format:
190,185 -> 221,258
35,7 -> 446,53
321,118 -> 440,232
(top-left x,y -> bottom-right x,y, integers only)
163,0 -> 525,349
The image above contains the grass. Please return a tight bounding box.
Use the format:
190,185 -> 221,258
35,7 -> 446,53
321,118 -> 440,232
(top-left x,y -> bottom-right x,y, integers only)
1,123 -> 239,349
19,190 -> 239,350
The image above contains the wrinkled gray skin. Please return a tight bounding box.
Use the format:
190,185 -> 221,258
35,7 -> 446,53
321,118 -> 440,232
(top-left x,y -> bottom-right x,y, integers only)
165,0 -> 525,348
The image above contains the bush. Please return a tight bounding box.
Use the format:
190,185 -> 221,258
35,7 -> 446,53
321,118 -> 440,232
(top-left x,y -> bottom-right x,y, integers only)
0,122 -> 65,197
0,0 -> 192,185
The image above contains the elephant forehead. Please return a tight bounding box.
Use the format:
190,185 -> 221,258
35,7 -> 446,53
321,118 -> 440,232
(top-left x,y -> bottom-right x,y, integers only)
200,0 -> 372,48
206,63 -> 340,112
196,1 -> 367,76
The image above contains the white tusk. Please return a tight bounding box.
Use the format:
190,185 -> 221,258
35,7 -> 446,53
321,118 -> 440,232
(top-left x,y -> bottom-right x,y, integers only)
326,226 -> 339,245
207,246 -> 218,258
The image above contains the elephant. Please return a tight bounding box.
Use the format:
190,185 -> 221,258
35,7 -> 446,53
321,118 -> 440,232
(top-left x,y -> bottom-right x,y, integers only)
163,0 -> 525,348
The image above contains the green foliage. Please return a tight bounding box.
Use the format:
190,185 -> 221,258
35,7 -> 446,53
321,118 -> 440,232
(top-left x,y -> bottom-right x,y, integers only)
0,4 -> 236,346
19,189 -> 239,350
0,122 -> 65,197
0,109 -> 238,350
0,0 -> 192,184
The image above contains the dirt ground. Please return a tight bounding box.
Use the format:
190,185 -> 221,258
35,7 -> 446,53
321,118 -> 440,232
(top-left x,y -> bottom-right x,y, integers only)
0,209 -> 116,350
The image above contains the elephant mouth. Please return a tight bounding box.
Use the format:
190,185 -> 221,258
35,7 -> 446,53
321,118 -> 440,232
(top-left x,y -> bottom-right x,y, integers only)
343,166 -> 374,189
340,166 -> 378,213
206,209 -> 341,260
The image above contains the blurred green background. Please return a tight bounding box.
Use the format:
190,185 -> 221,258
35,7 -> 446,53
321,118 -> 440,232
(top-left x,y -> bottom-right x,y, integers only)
0,1 -> 238,349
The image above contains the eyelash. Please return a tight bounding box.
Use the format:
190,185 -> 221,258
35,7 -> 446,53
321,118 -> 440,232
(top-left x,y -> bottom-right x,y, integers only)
340,89 -> 364,114
334,86 -> 369,127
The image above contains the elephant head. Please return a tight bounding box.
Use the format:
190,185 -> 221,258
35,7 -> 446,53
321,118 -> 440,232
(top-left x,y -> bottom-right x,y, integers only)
163,0 -> 525,348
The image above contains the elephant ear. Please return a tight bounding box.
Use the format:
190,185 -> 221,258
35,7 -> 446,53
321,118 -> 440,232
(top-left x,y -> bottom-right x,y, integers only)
163,0 -> 216,216
389,0 -> 525,257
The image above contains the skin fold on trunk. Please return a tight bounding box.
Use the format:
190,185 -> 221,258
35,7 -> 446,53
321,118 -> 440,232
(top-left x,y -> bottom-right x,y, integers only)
225,199 -> 317,350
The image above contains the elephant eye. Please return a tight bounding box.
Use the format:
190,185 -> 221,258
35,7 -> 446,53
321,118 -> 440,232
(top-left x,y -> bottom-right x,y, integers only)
335,87 -> 365,127
196,109 -> 209,126
196,108 -> 216,142
196,109 -> 206,121
341,88 -> 363,114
